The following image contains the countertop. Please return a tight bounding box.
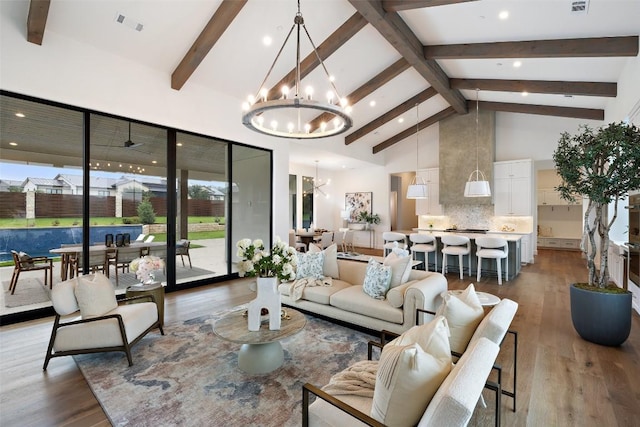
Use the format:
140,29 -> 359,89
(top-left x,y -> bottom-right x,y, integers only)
400,229 -> 524,242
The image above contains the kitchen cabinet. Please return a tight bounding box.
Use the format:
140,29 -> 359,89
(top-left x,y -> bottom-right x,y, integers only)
520,233 -> 533,264
415,168 -> 442,215
537,237 -> 580,250
494,159 -> 533,216
538,188 -> 582,206
608,242 -> 625,288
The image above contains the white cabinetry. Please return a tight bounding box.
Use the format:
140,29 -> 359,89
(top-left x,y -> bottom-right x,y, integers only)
537,237 -> 580,250
538,188 -> 581,206
415,168 -> 442,215
494,159 -> 533,216
520,233 -> 533,264
608,242 -> 625,288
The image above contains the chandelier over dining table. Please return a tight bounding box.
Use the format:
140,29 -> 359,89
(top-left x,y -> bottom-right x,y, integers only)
241,0 -> 353,139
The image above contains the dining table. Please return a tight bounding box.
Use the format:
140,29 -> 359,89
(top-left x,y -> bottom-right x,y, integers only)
294,231 -> 321,247
50,242 -> 165,280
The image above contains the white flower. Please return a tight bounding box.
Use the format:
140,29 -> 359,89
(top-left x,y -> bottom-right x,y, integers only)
237,238 -> 252,249
272,254 -> 282,265
253,239 -> 263,248
236,249 -> 244,258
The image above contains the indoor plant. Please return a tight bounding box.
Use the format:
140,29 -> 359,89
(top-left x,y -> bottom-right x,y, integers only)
236,237 -> 297,331
130,255 -> 165,284
357,211 -> 381,229
553,121 -> 640,346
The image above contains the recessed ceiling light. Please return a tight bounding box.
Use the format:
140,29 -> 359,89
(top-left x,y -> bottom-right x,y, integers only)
9,142 -> 18,146
521,91 -> 529,97
152,160 -> 157,164
369,100 -> 376,107
177,142 -> 183,147
15,112 -> 25,118
262,35 -> 272,46
398,117 -> 404,123
499,11 -> 509,20
513,61 -> 522,68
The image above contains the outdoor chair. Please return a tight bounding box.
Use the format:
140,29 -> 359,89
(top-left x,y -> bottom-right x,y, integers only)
176,240 -> 192,268
9,250 -> 53,295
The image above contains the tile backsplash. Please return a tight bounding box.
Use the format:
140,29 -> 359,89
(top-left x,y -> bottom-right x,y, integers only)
418,204 -> 533,233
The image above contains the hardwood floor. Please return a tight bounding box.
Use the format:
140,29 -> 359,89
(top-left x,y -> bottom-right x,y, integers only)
1,249 -> 639,427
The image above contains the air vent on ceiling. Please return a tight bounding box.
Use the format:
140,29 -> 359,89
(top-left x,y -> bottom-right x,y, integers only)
114,13 -> 144,32
570,0 -> 589,14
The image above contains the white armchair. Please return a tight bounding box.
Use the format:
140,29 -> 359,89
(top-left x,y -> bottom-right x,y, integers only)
43,273 -> 163,370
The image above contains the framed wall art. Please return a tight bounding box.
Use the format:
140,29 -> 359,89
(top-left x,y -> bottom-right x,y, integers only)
345,192 -> 372,223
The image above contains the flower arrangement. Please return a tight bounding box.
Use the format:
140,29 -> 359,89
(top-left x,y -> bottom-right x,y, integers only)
236,237 -> 297,281
130,255 -> 165,283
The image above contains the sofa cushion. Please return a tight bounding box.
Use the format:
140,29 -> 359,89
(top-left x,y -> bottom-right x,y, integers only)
330,286 -> 403,324
74,273 -> 118,319
309,243 -> 340,279
279,279 -> 352,305
296,251 -> 325,280
362,259 -> 392,300
371,316 -> 452,426
385,281 -> 412,308
436,283 -> 484,354
383,252 -> 412,288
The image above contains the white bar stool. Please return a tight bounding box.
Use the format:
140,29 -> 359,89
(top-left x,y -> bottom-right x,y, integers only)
476,237 -> 509,285
409,233 -> 438,271
382,232 -> 407,256
441,235 -> 471,280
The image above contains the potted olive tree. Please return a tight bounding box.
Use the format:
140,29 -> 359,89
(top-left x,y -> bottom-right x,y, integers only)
553,121 -> 640,346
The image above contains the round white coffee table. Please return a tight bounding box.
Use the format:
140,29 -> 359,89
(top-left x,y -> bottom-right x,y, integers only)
213,308 -> 306,374
443,289 -> 501,307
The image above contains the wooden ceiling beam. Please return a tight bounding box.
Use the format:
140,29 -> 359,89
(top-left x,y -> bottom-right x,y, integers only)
346,87 -> 438,145
475,101 -> 604,121
171,0 -> 247,90
349,0 -> 467,114
372,107 -> 456,153
307,58 -> 409,132
425,36 -> 639,59
382,0 -> 478,12
267,13 -> 367,100
451,79 -> 617,97
27,0 -> 50,45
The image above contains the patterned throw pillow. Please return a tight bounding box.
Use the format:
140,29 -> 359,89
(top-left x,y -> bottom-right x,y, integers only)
309,243 -> 340,279
296,251 -> 325,280
362,259 -> 392,300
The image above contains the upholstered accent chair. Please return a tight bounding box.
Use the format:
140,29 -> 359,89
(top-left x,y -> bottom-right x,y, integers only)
43,273 -> 163,370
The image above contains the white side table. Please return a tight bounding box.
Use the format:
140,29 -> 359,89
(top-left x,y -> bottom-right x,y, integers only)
443,289 -> 500,307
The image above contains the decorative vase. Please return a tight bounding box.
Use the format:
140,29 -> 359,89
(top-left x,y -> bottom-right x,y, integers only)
247,277 -> 281,331
569,283 -> 632,346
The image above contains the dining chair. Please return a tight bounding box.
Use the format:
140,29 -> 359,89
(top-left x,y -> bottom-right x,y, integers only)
342,230 -> 355,253
176,240 -> 192,268
320,232 -> 334,249
289,230 -> 307,252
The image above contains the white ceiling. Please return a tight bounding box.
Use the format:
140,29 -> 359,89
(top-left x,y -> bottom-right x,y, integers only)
5,0 -> 640,171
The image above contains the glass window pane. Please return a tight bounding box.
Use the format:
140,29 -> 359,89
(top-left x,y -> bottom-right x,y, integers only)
175,131 -> 228,282
0,95 -> 83,315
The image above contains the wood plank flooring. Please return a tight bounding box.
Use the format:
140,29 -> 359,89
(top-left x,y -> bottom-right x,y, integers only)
1,249 -> 639,427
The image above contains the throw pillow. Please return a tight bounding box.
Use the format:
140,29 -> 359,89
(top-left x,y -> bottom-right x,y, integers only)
371,316 -> 452,426
362,259 -> 392,300
296,251 -> 325,280
436,283 -> 484,354
383,252 -> 412,288
309,243 -> 340,279
74,273 -> 118,319
50,277 -> 80,316
18,251 -> 34,267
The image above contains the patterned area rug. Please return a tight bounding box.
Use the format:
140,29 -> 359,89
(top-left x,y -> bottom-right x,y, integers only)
2,278 -> 50,307
74,311 -> 376,427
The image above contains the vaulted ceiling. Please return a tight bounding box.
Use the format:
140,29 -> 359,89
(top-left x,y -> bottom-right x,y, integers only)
19,0 -> 640,168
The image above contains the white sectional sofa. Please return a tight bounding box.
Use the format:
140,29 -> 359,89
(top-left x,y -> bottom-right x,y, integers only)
279,258 -> 448,335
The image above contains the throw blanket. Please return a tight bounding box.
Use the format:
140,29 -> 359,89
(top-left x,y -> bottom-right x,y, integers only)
288,277 -> 333,301
321,360 -> 378,397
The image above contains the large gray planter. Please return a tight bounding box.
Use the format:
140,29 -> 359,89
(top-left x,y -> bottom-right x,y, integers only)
570,284 -> 632,346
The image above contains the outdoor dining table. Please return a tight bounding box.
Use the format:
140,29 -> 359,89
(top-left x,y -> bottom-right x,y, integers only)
50,242 -> 165,280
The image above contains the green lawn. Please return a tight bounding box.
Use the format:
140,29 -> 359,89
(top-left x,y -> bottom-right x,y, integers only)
0,217 -> 225,228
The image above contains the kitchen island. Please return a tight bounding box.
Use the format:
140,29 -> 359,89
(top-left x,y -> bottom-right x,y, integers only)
399,229 -> 523,281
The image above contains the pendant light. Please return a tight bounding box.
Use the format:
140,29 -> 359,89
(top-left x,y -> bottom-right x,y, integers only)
464,89 -> 491,197
407,103 -> 428,199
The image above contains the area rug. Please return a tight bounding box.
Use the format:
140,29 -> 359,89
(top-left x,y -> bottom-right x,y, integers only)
74,311 -> 377,427
2,278 -> 51,307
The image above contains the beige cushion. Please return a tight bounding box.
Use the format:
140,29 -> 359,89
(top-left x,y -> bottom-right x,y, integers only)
436,283 -> 484,354
74,273 -> 118,319
371,316 -> 452,426
383,252 -> 412,288
50,277 -> 79,316
330,286 -> 404,324
309,243 -> 340,279
278,279 -> 352,305
386,281 -> 412,308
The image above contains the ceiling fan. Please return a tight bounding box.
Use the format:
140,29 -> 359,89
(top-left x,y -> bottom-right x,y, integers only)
94,122 -> 150,153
